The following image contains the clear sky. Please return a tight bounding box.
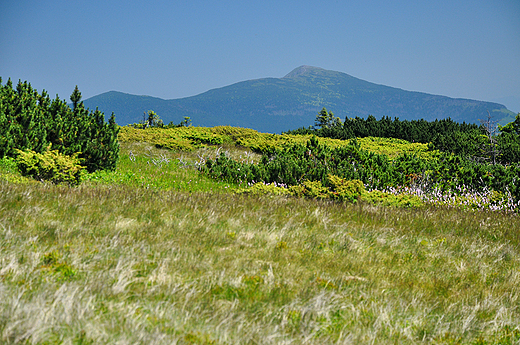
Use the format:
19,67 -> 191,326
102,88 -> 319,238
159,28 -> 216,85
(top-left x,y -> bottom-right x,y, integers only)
1,0 -> 519,113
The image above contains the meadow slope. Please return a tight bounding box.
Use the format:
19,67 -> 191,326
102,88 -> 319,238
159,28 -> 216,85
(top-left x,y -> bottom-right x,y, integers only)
1,178 -> 520,344
1,133 -> 519,344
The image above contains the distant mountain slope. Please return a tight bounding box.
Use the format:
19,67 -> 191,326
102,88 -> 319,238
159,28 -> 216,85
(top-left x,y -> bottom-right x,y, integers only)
84,66 -> 515,133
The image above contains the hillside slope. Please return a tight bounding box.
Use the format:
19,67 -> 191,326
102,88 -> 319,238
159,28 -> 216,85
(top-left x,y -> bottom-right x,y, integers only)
84,66 -> 515,133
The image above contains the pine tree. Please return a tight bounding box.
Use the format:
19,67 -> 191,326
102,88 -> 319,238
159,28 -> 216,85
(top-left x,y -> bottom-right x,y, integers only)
0,79 -> 120,173
315,107 -> 341,129
70,85 -> 82,111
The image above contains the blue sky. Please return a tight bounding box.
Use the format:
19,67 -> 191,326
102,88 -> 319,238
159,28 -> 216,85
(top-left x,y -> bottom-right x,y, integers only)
1,0 -> 519,113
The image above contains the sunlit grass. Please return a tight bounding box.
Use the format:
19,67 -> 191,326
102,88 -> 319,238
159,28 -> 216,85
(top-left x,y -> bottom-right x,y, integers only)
119,126 -> 437,159
0,134 -> 518,343
1,181 -> 519,344
83,142 -> 253,192
0,156 -> 35,184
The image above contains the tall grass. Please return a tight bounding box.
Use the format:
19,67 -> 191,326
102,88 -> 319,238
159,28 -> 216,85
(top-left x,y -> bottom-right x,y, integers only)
1,180 -> 519,344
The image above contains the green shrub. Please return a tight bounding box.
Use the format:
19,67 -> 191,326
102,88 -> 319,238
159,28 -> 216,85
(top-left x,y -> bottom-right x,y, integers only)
288,180 -> 330,199
0,80 -> 119,172
327,175 -> 365,202
361,189 -> 423,208
0,156 -> 34,184
236,182 -> 289,196
185,133 -> 224,146
15,149 -> 84,185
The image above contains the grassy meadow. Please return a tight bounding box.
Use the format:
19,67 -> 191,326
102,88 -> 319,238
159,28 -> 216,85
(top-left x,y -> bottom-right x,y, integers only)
1,132 -> 520,344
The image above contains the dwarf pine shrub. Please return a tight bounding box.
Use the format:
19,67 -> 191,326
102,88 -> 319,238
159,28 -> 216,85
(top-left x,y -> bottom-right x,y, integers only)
327,175 -> 365,202
288,180 -> 330,199
15,149 -> 84,185
0,79 -> 119,173
362,189 -> 424,208
236,182 -> 289,196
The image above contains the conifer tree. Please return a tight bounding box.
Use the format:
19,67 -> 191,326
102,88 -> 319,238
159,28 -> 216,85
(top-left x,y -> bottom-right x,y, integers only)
0,79 -> 120,173
70,85 -> 82,111
315,107 -> 341,129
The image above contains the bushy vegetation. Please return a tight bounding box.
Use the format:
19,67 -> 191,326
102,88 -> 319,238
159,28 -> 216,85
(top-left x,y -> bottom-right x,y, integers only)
286,109 -> 520,164
116,123 -> 520,212
119,125 -> 435,158
15,149 -> 84,185
238,176 -> 401,205
0,79 -> 120,175
200,136 -> 520,206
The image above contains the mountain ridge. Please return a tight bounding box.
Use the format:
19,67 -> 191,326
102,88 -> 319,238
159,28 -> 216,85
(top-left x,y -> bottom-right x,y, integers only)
83,66 -> 516,133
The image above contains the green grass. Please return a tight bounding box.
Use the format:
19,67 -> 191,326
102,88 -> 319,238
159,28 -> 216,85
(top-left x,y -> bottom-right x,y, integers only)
0,156 -> 35,184
1,134 -> 519,344
83,141 -> 250,192
1,180 -> 519,344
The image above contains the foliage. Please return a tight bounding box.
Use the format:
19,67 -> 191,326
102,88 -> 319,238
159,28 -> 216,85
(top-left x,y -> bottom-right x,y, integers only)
200,136 -> 520,206
15,149 -> 84,185
119,125 -> 434,158
499,113 -> 520,136
362,189 -> 424,208
238,176 -> 423,208
285,176 -> 366,202
0,156 -> 34,184
236,182 -> 289,196
143,110 -> 163,128
314,107 -> 342,129
288,180 -> 330,199
200,136 -> 410,188
497,113 -> 520,163
0,79 -> 120,172
327,175 -> 365,202
288,111 -> 520,164
497,131 -> 520,163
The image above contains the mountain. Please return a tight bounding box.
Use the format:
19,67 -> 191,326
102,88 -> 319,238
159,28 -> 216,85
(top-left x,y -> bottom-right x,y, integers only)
83,66 -> 516,133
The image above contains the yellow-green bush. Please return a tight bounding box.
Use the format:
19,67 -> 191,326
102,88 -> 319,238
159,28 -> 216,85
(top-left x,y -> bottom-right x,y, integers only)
119,126 -> 435,159
235,175 -> 423,208
327,175 -> 365,202
288,180 -> 330,199
236,182 -> 290,196
15,149 -> 84,185
361,189 -> 423,208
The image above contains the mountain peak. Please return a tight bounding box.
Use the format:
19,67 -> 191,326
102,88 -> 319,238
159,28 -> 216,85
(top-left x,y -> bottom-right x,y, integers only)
283,65 -> 325,78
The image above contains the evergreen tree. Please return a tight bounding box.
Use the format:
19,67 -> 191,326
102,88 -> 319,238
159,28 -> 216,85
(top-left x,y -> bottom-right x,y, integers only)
499,113 -> 520,136
315,107 -> 341,129
0,79 -> 120,173
70,85 -> 82,111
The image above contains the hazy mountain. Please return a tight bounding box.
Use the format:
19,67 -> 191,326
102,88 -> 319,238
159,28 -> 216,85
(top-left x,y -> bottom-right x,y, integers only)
84,66 -> 516,133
